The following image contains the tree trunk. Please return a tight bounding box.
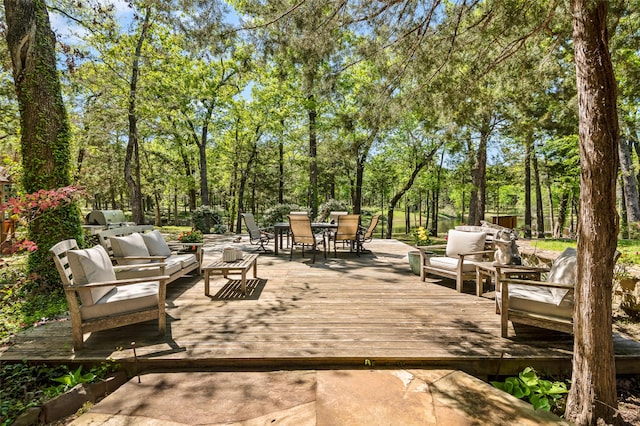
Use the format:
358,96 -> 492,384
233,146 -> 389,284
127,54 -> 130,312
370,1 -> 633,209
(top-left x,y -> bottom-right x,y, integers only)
385,158 -> 431,239
533,151 -> 545,238
186,101 -> 214,208
545,161 -> 556,233
618,138 -> 640,222
524,136 -> 532,237
619,177 -> 628,239
235,126 -> 260,234
308,100 -> 318,218
4,0 -> 83,285
279,121 -> 285,204
468,126 -> 488,226
353,158 -> 365,214
566,1 -> 620,424
431,150 -> 444,236
154,191 -> 161,227
553,189 -> 569,238
124,7 -> 151,225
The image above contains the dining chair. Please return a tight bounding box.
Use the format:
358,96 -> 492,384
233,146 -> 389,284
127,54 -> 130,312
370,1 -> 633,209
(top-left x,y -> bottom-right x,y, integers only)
330,214 -> 360,257
329,211 -> 348,223
288,214 -> 326,263
357,213 -> 381,252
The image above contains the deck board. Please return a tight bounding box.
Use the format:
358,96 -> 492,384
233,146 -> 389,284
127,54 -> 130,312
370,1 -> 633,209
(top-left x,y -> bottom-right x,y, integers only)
2,238 -> 639,377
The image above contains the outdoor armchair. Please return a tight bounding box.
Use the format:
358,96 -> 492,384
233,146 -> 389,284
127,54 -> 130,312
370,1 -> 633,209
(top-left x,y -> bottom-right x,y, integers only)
495,247 -> 621,338
50,239 -> 169,350
417,229 -> 493,293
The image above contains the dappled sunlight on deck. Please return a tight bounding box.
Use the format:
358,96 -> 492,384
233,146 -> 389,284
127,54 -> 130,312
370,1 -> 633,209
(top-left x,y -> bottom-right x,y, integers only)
2,237 -> 639,377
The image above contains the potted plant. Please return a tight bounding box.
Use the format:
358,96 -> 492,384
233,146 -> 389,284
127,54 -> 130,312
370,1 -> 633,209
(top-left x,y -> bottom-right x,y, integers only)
177,229 -> 203,251
408,226 -> 431,275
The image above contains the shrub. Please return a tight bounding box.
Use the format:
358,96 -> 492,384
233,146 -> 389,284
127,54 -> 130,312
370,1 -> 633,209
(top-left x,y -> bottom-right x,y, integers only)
0,257 -> 68,341
261,204 -> 306,227
191,206 -> 223,234
317,199 -> 350,222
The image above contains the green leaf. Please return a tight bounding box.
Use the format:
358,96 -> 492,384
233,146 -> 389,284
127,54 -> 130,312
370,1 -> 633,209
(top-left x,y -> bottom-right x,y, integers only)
530,394 -> 551,411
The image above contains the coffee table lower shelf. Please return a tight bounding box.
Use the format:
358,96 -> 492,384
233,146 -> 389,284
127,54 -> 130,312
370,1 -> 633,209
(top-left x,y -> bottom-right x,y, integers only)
203,254 -> 259,296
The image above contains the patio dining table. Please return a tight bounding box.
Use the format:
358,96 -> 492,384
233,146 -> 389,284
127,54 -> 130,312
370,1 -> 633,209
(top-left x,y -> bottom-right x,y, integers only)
273,222 -> 337,255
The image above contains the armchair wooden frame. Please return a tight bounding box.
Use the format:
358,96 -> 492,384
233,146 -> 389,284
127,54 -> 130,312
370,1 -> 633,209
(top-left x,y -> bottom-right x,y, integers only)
496,276 -> 573,338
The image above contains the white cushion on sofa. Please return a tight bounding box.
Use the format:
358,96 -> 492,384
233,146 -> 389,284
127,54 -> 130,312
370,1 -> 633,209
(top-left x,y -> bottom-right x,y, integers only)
548,248 -> 577,305
67,245 -> 116,305
110,233 -> 150,264
80,281 -> 159,320
141,230 -> 172,257
115,257 -> 182,280
446,229 -> 486,261
171,253 -> 198,268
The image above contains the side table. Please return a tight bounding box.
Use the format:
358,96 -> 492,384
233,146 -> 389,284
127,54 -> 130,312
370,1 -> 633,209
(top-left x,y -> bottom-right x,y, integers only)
475,262 -> 547,298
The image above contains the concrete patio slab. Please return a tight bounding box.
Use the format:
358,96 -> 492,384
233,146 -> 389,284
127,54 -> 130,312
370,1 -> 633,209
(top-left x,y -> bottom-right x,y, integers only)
69,369 -> 569,425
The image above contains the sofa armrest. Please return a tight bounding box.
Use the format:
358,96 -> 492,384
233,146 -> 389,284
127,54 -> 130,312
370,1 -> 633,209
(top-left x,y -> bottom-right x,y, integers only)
76,275 -> 171,289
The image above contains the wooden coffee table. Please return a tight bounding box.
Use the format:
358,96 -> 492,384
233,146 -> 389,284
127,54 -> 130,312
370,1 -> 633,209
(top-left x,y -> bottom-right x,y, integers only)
203,253 -> 259,296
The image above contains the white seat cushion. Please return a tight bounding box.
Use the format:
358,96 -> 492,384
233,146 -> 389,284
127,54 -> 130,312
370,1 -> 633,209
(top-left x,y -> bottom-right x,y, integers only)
115,254 -> 197,280
110,233 -> 150,264
67,245 -> 116,306
141,230 -> 172,257
428,256 -> 478,273
80,281 -> 159,320
501,283 -> 573,320
170,253 -> 198,268
445,230 -> 486,261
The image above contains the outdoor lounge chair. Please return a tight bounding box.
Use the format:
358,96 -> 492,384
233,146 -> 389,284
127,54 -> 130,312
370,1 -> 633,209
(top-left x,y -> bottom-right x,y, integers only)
50,239 -> 169,350
288,214 -> 326,263
241,213 -> 273,252
417,229 -> 493,293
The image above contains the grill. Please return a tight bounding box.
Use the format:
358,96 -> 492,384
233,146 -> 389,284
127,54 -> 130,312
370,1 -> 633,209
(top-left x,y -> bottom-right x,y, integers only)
85,210 -> 133,229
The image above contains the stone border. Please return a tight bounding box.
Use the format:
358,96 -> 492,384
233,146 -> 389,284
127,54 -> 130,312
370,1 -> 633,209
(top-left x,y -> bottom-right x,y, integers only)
12,371 -> 128,425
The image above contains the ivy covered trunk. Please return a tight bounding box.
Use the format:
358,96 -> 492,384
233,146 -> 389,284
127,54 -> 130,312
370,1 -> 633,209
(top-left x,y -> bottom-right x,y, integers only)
567,0 -> 620,424
4,0 -> 83,287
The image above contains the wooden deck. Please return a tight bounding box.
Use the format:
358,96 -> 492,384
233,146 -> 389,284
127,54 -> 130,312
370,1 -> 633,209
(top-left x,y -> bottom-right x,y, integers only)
2,238 -> 639,378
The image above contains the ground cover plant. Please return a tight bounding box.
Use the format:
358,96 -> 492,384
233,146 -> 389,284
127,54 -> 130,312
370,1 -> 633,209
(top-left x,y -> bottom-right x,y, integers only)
0,360 -> 120,426
491,367 -> 569,414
